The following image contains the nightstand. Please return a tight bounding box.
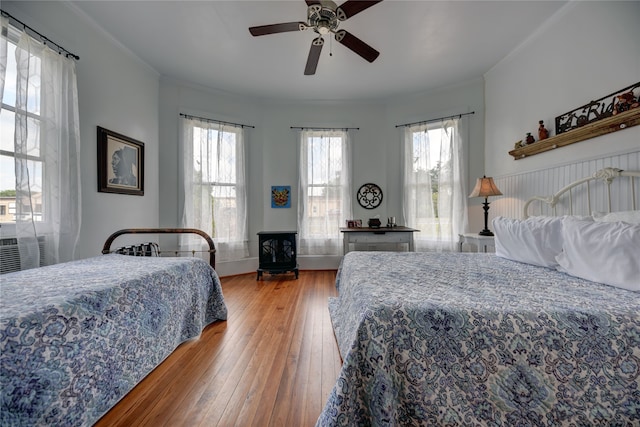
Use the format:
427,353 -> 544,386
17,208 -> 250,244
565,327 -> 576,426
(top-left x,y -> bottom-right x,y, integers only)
458,233 -> 495,253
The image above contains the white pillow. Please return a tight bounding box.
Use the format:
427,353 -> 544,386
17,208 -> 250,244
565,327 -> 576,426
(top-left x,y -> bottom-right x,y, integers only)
592,210 -> 640,224
492,216 -> 565,268
556,217 -> 640,292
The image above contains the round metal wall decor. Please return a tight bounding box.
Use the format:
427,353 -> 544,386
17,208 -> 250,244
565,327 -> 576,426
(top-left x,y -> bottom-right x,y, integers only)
357,183 -> 383,209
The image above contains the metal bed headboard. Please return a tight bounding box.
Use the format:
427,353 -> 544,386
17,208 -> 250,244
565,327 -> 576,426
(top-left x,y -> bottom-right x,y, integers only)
523,167 -> 640,218
102,228 -> 216,269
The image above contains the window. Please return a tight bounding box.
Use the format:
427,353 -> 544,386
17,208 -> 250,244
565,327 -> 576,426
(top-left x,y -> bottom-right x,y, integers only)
181,117 -> 248,261
0,24 -> 44,225
403,119 -> 467,252
0,16 -> 81,271
297,129 -> 352,255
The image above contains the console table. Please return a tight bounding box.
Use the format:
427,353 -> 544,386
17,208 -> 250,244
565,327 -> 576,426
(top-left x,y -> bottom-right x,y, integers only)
257,231 -> 298,280
340,226 -> 419,254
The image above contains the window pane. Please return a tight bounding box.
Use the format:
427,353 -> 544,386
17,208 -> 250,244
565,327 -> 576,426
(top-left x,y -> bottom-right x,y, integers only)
0,109 -> 15,153
307,136 -> 344,185
192,127 -> 238,185
4,113 -> 41,157
212,184 -> 237,237
14,159 -> 43,223
14,46 -> 42,115
23,114 -> 41,157
219,131 -> 236,184
0,155 -> 16,223
2,41 -> 17,107
0,155 -> 15,192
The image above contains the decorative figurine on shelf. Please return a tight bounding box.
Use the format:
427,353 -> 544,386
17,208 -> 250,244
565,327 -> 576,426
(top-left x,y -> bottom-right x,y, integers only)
538,120 -> 549,140
514,140 -> 523,149
525,132 -> 535,145
612,91 -> 639,115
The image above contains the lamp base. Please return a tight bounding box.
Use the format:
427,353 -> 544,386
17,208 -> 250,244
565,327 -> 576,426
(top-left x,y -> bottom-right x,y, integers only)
479,198 -> 494,237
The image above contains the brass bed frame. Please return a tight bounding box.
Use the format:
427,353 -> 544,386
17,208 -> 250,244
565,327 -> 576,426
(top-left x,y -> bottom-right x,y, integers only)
102,228 -> 216,269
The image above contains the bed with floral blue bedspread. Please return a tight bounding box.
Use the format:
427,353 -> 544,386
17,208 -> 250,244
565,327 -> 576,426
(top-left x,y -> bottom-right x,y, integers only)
317,251 -> 640,426
0,254 -> 227,426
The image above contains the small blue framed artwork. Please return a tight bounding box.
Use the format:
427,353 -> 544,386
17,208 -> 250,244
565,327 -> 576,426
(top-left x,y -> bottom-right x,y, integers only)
271,185 -> 291,208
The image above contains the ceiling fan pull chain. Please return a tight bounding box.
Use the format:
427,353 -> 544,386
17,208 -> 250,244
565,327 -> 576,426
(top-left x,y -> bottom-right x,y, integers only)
330,36 -> 333,57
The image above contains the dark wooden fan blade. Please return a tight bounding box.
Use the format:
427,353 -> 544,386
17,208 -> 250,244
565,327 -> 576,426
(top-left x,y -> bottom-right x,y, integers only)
304,37 -> 324,75
249,22 -> 306,36
334,30 -> 379,63
336,0 -> 382,21
305,0 -> 321,5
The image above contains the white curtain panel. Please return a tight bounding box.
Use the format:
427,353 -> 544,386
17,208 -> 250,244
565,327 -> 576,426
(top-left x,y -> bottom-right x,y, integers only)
297,129 -> 352,255
181,117 -> 248,261
1,18 -> 81,270
402,118 -> 467,252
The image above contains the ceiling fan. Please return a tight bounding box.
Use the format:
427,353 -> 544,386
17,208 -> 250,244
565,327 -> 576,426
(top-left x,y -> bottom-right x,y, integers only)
249,0 -> 382,75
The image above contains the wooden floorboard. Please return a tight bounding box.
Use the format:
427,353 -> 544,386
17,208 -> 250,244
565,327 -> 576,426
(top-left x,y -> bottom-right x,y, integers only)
94,270 -> 340,427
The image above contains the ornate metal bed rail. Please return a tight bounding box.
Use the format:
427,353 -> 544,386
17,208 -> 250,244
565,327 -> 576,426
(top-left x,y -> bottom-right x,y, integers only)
102,228 -> 216,269
523,167 -> 640,218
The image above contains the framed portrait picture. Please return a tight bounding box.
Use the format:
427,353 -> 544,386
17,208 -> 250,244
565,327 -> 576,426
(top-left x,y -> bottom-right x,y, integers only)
97,126 -> 144,196
271,185 -> 291,208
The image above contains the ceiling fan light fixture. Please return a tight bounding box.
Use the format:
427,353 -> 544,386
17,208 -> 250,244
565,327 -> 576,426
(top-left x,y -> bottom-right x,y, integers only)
317,21 -> 331,35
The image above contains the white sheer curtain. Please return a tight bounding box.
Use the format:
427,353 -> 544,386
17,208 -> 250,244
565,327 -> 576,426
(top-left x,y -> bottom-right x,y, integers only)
297,129 -> 352,255
0,17 -> 81,270
181,116 -> 248,262
402,118 -> 467,252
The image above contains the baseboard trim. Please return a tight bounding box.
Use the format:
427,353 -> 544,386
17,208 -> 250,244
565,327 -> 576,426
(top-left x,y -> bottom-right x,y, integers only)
215,255 -> 342,277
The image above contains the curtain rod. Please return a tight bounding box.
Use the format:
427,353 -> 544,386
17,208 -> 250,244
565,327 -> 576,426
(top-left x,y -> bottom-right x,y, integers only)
290,126 -> 359,131
180,113 -> 255,129
395,111 -> 475,128
1,9 -> 79,60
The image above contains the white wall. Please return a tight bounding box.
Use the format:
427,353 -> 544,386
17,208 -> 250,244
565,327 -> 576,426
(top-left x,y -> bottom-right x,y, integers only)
4,1 -> 161,258
485,1 -> 640,178
159,78 -> 485,275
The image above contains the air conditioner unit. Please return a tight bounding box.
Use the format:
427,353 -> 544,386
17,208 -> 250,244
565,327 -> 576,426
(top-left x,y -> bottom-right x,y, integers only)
0,236 -> 46,274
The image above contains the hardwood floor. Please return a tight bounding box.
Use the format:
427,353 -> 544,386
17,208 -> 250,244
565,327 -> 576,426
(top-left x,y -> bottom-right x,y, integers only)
94,270 -> 341,427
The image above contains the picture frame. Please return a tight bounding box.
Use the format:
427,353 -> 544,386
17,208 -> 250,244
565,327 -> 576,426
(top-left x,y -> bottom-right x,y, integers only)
346,219 -> 362,228
271,185 -> 291,208
97,126 -> 144,196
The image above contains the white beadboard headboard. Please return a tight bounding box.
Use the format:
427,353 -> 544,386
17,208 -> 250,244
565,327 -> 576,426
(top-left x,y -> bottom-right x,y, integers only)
490,150 -> 640,219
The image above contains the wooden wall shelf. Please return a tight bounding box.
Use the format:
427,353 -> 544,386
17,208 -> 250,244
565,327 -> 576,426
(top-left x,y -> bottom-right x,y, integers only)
508,108 -> 640,160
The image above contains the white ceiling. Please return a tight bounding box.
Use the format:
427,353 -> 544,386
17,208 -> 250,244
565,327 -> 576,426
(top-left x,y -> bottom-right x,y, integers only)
70,0 -> 567,101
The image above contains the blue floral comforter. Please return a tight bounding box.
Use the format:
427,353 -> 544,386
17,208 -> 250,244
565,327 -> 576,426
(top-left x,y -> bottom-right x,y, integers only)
317,251 -> 640,426
0,254 -> 227,426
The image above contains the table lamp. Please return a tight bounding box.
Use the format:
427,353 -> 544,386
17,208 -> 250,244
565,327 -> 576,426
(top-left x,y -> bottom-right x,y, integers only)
469,176 -> 502,236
